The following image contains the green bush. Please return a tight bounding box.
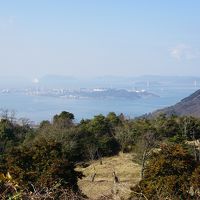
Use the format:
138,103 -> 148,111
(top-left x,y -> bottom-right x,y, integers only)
2,138 -> 83,192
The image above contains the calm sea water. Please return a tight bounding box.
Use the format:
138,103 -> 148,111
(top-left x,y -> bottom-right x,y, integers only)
0,87 -> 198,124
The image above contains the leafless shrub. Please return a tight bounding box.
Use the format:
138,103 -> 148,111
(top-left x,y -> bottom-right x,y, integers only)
0,183 -> 87,200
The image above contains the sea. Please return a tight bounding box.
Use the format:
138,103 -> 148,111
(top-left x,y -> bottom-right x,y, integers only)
0,85 -> 198,124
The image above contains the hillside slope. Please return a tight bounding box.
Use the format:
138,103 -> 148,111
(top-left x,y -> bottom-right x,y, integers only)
151,89 -> 200,117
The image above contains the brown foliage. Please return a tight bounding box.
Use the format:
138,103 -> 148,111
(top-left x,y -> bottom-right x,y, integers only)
130,144 -> 200,200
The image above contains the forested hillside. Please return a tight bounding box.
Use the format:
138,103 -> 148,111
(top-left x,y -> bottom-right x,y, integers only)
0,110 -> 200,199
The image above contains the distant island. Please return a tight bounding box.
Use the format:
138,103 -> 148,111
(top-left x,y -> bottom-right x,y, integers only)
0,87 -> 159,100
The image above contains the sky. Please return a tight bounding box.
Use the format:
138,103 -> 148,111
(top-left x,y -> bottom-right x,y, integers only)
0,0 -> 200,79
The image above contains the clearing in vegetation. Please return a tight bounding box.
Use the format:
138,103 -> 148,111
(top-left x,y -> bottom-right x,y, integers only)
76,152 -> 141,200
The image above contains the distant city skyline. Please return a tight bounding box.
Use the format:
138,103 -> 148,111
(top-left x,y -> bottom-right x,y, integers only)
0,1 -> 200,78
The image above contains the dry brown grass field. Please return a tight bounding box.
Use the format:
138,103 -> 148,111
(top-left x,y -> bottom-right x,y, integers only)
76,153 -> 141,200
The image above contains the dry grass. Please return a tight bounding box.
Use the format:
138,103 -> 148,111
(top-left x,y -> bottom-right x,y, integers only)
186,139 -> 200,149
76,153 -> 141,200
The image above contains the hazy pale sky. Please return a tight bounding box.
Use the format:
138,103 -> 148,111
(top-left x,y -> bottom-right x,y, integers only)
0,0 -> 200,78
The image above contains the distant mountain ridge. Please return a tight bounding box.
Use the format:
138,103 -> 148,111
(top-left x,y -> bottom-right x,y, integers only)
38,75 -> 200,89
150,89 -> 200,118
